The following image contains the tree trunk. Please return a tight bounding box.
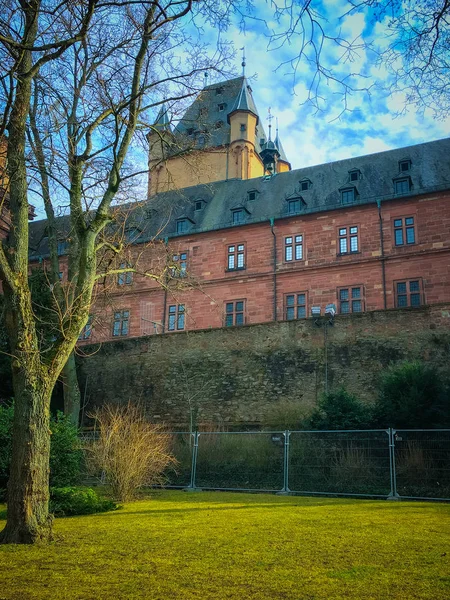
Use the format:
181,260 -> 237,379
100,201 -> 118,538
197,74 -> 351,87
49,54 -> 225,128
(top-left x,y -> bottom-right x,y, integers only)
63,353 -> 81,425
0,374 -> 53,544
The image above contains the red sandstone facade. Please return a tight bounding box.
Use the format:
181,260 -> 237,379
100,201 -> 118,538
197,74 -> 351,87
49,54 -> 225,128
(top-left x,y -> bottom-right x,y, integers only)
77,188 -> 450,343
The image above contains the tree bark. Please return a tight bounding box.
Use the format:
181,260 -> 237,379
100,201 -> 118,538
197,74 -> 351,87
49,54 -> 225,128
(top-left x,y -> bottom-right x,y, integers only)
0,357 -> 53,544
62,353 -> 81,425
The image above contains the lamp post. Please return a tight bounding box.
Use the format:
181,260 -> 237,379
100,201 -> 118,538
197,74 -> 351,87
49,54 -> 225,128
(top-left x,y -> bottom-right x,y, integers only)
311,304 -> 336,395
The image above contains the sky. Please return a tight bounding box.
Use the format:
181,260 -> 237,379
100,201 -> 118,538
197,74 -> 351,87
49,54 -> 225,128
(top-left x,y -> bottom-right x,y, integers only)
203,1 -> 450,170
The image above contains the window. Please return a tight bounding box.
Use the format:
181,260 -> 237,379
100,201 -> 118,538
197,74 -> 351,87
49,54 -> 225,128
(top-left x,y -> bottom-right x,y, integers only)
79,316 -> 92,340
57,240 -> 68,254
187,128 -> 194,135
125,227 -> 141,243
171,252 -> 187,277
394,216 -> 415,246
227,243 -> 245,270
395,280 -> 422,308
338,287 -> 364,314
349,169 -> 360,182
300,179 -> 311,191
284,235 -> 303,262
197,135 -> 205,146
199,107 -> 208,117
168,304 -> 185,331
240,123 -> 246,132
247,190 -> 257,201
117,263 -> 133,285
288,198 -> 300,214
395,178 -> 411,195
232,209 -> 245,224
216,86 -> 224,95
285,293 -> 307,320
399,159 -> 411,172
113,310 -> 130,337
218,103 -> 226,111
58,272 -> 63,280
338,226 -> 359,254
195,201 -> 203,211
225,300 -> 245,326
341,188 -> 356,204
215,120 -> 223,129
177,219 -> 188,234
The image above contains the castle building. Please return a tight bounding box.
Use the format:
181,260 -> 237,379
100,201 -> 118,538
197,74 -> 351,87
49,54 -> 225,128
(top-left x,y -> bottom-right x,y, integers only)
27,76 -> 450,343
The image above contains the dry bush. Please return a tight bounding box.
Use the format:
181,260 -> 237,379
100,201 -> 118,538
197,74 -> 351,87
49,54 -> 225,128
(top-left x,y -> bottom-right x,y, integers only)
85,403 -> 177,501
396,441 -> 434,483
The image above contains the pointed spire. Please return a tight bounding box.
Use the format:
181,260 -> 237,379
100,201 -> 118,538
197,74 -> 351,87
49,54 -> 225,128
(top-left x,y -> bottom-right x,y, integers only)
153,103 -> 171,132
241,47 -> 246,76
267,107 -> 273,141
204,71 -> 209,88
228,77 -> 259,124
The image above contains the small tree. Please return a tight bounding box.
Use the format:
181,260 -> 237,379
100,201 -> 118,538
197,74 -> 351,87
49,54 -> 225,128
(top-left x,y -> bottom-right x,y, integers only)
307,388 -> 372,430
373,361 -> 450,428
86,403 -> 176,502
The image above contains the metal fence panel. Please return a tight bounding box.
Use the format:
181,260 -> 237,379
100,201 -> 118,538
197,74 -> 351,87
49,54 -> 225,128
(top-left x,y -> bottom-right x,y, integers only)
288,430 -> 392,497
194,432 -> 285,491
393,429 -> 450,499
163,432 -> 195,488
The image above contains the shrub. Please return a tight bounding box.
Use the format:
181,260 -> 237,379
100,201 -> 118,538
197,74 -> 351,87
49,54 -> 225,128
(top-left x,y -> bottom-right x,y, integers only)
50,487 -> 117,517
374,361 -> 450,428
307,388 -> 372,430
50,412 -> 83,487
85,403 -> 177,502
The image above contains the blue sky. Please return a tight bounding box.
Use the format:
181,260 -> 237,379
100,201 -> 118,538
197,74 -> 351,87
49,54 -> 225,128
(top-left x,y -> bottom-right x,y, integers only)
205,1 -> 450,170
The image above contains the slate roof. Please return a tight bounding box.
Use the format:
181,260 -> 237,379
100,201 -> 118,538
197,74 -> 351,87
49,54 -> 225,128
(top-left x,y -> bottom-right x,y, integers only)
172,76 -> 268,154
28,137 -> 450,259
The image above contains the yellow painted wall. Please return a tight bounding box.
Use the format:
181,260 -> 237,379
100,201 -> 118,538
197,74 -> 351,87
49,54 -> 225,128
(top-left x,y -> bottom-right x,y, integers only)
277,161 -> 290,174
229,112 -> 258,144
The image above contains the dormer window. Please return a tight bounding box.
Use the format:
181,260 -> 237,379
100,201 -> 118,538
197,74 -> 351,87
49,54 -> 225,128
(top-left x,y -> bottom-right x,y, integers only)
176,219 -> 188,234
57,240 -> 68,254
199,107 -> 208,117
288,199 -> 300,214
195,200 -> 204,211
349,169 -> 361,182
395,178 -> 411,195
232,209 -> 245,224
399,159 -> 411,172
300,179 -> 311,191
215,120 -> 223,129
247,190 -> 258,201
341,188 -> 356,205
240,123 -> 246,132
218,103 -> 226,112
216,87 -> 224,95
186,128 -> 194,135
124,227 -> 141,243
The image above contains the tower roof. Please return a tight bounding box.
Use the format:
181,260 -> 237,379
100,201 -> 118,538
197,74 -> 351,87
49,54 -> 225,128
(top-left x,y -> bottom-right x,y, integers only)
173,76 -> 266,150
274,132 -> 289,164
153,103 -> 171,131
227,77 -> 259,124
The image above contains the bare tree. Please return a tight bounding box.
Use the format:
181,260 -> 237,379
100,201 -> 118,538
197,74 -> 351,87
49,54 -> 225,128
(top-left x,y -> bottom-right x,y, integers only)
0,0 -> 232,544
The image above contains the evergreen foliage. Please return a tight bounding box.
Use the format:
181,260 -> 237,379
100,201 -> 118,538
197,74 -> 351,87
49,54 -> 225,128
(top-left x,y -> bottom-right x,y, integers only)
373,361 -> 450,428
49,487 -> 117,517
307,388 -> 372,430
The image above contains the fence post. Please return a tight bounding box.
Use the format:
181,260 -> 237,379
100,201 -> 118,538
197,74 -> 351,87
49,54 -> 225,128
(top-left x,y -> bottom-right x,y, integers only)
279,430 -> 291,494
387,428 -> 400,500
187,431 -> 199,490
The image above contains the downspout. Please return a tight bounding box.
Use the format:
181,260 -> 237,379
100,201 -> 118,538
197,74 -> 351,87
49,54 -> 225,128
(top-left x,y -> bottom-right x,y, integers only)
377,199 -> 387,309
270,218 -> 277,321
162,236 -> 169,333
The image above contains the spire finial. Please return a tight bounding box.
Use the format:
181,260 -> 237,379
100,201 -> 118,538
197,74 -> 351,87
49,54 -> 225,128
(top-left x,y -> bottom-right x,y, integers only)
204,71 -> 208,87
240,47 -> 246,76
267,107 -> 273,141
276,117 -> 279,138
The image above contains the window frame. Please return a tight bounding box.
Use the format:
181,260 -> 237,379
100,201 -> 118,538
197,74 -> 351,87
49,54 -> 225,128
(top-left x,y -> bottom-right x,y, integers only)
167,304 -> 185,331
399,159 -> 411,173
232,209 -> 245,224
284,234 -> 304,262
112,310 -> 130,337
393,216 -> 416,247
224,299 -> 245,327
337,286 -> 365,314
394,177 -> 411,195
284,292 -> 307,321
300,179 -> 311,191
176,219 -> 188,234
79,315 -> 93,340
394,279 -> 423,308
341,188 -> 356,205
338,225 -> 359,255
226,243 -> 246,271
117,262 -> 133,286
171,251 -> 188,277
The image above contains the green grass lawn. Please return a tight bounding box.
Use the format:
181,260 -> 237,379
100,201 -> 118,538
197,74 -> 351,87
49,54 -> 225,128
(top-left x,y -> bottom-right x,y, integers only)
0,491 -> 449,599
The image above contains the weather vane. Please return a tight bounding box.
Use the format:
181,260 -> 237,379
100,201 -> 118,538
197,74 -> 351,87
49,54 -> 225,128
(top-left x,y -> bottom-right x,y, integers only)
240,47 -> 246,76
267,107 -> 273,140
